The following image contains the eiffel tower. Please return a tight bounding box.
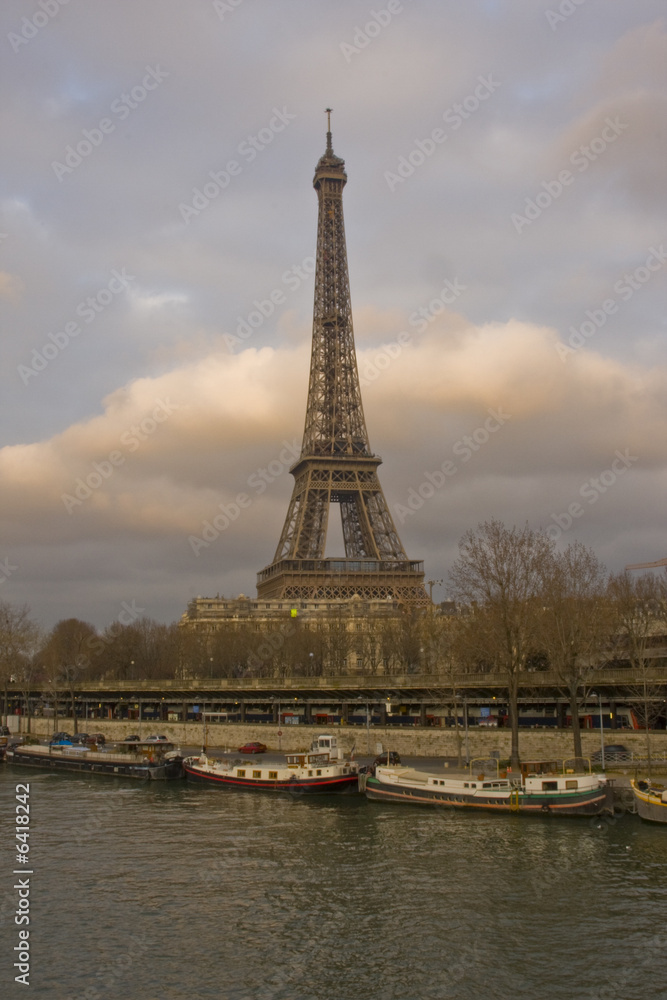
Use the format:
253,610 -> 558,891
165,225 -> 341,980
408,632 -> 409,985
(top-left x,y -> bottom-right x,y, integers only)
257,112 -> 427,605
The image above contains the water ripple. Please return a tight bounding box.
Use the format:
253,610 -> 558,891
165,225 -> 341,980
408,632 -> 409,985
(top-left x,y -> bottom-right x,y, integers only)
2,770 -> 666,999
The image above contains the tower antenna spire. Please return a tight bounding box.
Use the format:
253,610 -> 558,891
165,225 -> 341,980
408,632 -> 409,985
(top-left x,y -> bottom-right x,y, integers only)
325,107 -> 333,151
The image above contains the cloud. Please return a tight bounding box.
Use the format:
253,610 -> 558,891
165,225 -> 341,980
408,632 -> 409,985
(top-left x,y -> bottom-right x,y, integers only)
1,318 -> 665,555
360,317 -> 667,469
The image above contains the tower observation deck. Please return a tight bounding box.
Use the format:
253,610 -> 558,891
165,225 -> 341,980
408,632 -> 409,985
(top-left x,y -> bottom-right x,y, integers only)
257,113 -> 427,605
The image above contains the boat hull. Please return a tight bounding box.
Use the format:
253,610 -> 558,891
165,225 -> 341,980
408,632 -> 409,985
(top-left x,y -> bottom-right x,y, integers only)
183,759 -> 359,794
5,746 -> 183,780
364,774 -> 607,815
632,781 -> 667,824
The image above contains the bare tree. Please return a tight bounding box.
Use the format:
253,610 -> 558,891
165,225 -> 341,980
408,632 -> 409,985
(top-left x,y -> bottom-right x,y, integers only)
320,605 -> 353,676
538,542 -> 614,762
608,570 -> 667,775
379,614 -> 423,676
42,619 -> 98,733
448,520 -> 554,769
0,602 -> 41,730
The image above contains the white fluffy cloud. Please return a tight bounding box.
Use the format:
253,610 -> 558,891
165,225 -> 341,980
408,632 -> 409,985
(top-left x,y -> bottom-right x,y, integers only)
1,317 -> 665,609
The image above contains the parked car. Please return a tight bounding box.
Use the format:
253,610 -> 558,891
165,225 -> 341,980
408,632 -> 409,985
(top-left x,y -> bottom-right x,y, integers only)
1,725 -> 11,736
144,734 -> 169,742
478,715 -> 499,728
123,734 -> 141,742
373,751 -> 402,766
591,744 -> 631,763
69,732 -> 89,744
86,733 -> 106,745
238,741 -> 267,754
51,731 -> 72,741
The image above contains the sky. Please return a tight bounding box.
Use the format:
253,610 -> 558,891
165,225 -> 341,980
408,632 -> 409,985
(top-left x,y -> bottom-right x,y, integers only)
0,0 -> 665,631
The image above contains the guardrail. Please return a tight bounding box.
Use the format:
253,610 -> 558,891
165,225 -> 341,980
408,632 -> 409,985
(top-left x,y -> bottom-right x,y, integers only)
6,665 -> 666,696
601,753 -> 667,766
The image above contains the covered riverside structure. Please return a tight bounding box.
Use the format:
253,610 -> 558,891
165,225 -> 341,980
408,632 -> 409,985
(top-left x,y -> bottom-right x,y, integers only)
6,663 -> 666,731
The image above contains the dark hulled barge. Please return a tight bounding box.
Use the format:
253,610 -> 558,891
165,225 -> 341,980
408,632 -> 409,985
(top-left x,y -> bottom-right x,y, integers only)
5,739 -> 184,780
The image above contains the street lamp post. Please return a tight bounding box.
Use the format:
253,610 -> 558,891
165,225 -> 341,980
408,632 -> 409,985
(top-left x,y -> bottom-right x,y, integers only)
591,691 -> 605,770
463,694 -> 470,765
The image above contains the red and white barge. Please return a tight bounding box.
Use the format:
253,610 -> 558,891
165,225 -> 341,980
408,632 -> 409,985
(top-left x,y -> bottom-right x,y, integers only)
183,734 -> 359,795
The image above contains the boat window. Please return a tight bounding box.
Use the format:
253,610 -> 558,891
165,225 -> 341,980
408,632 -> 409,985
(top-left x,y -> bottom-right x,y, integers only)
308,770 -> 313,776
237,769 -> 245,777
269,771 -> 277,780
253,770 -> 261,779
464,782 -> 469,788
471,783 -> 476,788
316,770 -> 322,776
565,780 -> 578,789
483,783 -> 492,788
542,781 -> 558,791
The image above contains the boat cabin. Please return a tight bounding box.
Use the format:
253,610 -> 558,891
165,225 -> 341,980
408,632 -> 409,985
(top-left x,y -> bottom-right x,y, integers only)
523,773 -> 599,793
520,760 -> 563,776
309,734 -> 343,760
285,752 -> 330,768
117,739 -> 178,758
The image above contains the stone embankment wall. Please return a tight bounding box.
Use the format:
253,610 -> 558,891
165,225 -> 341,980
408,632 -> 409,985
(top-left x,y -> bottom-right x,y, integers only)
19,717 -> 667,761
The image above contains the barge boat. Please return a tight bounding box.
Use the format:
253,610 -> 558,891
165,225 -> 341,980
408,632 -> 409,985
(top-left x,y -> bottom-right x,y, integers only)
363,760 -> 610,816
183,734 -> 359,794
631,779 -> 667,824
5,739 -> 184,780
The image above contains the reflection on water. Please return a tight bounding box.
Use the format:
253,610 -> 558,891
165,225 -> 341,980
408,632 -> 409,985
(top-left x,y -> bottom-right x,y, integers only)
1,769 -> 666,1000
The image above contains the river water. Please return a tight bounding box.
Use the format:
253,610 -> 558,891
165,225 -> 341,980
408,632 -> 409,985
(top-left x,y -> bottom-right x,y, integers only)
1,766 -> 666,1000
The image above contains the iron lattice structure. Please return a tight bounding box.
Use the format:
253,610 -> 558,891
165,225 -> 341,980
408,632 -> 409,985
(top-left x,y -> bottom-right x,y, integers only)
257,118 -> 427,605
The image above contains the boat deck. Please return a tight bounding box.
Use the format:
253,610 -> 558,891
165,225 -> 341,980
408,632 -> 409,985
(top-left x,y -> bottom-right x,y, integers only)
10,744 -> 172,765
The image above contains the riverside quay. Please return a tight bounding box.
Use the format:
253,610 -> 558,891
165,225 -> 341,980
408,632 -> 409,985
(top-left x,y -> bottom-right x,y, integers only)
7,664 -> 666,731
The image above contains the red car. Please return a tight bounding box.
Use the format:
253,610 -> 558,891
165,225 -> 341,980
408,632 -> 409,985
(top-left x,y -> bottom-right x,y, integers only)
238,741 -> 267,754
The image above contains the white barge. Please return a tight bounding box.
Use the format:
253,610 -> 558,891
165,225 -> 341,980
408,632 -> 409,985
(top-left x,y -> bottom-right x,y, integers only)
363,760 -> 610,816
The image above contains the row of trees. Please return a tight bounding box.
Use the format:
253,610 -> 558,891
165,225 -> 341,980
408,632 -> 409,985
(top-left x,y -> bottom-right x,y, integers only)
0,612 -> 183,730
447,521 -> 666,768
1,521 -> 665,766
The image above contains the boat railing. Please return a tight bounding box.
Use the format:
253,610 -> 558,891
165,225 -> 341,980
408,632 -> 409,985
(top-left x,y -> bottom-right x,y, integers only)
520,758 -> 594,776
468,757 -> 501,779
562,757 -> 593,775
